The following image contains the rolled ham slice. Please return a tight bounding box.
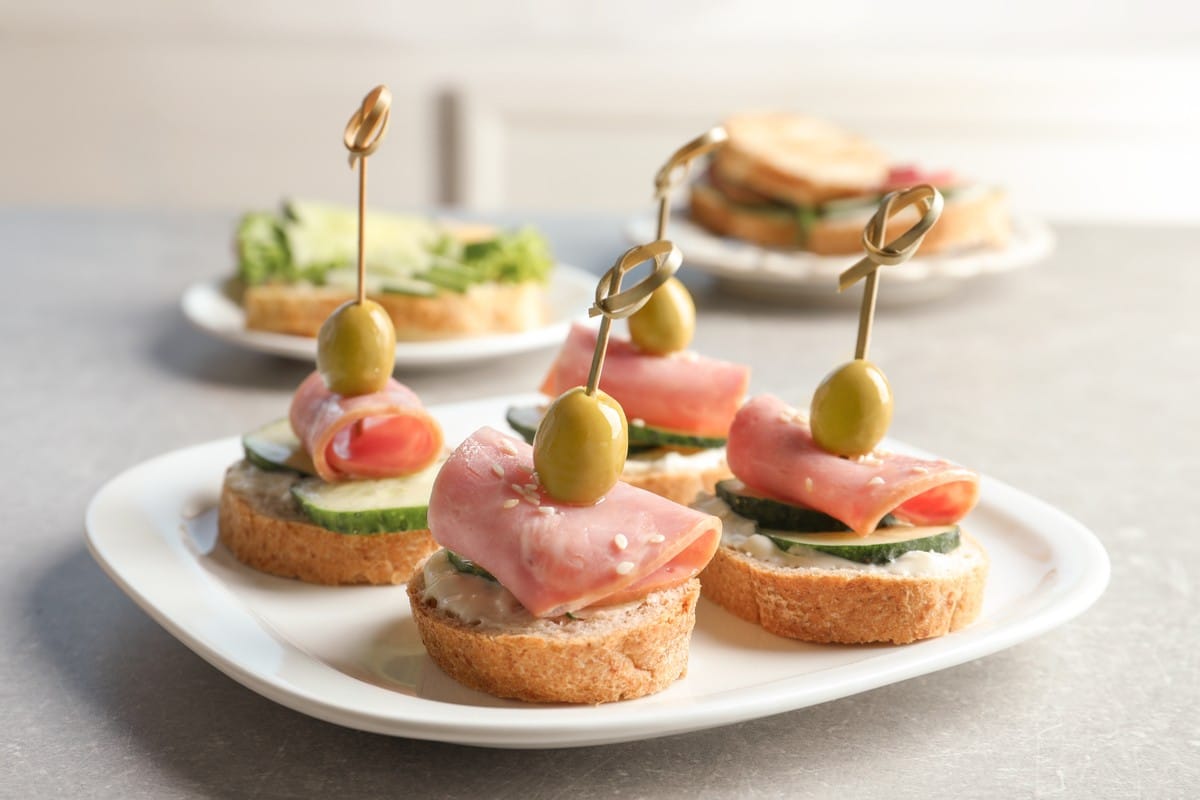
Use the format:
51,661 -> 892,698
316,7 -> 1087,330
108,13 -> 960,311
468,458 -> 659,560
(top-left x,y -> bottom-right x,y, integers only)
289,371 -> 443,483
539,323 -> 750,438
726,394 -> 979,535
428,427 -> 722,618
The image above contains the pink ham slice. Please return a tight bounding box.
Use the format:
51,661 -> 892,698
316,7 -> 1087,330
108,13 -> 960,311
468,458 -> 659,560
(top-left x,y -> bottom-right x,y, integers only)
539,323 -> 750,438
428,426 -> 722,618
726,394 -> 980,535
289,371 -> 443,483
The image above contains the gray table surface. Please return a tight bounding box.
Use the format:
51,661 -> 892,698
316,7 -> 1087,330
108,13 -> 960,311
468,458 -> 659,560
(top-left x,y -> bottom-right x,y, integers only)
2,208 -> 1196,799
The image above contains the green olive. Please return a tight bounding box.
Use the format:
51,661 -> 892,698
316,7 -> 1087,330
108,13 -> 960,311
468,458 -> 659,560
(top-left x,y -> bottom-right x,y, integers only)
533,387 -> 628,504
628,277 -> 696,355
810,359 -> 894,457
316,299 -> 396,396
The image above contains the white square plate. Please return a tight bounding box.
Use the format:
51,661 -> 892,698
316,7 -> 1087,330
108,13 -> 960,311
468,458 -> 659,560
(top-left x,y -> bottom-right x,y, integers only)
85,394 -> 1108,748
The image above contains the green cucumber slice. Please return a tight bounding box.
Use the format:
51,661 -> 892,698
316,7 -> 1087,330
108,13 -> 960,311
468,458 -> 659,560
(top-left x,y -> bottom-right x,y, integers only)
765,525 -> 961,564
505,405 -> 725,450
715,478 -> 897,533
242,419 -> 315,475
447,550 -> 497,582
417,265 -> 474,293
290,460 -> 443,534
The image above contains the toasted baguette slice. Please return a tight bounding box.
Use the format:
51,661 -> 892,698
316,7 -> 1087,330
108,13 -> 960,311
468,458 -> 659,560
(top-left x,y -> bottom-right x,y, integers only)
718,112 -> 890,206
243,281 -> 548,339
218,460 -> 436,585
700,533 -> 988,644
408,564 -> 701,704
690,181 -> 1010,255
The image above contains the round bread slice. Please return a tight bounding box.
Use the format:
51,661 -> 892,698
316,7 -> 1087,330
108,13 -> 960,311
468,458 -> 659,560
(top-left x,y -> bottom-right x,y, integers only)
717,112 -> 890,206
242,280 -> 547,339
218,460 -> 437,585
408,565 -> 701,704
700,533 -> 988,645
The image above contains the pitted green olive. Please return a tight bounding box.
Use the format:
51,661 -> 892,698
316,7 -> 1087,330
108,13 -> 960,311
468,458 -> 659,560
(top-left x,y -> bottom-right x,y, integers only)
628,277 -> 696,355
316,300 -> 396,396
533,387 -> 628,504
810,359 -> 893,457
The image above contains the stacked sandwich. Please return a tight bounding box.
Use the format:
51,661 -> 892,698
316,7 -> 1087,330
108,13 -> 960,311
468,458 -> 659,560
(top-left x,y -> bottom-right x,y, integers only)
689,112 -> 1009,255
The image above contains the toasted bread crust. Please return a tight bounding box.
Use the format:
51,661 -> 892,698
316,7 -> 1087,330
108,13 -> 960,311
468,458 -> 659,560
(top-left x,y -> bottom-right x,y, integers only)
218,463 -> 436,585
243,281 -> 547,339
699,534 -> 988,644
408,573 -> 701,704
622,460 -> 733,506
690,182 -> 1010,255
718,113 -> 890,205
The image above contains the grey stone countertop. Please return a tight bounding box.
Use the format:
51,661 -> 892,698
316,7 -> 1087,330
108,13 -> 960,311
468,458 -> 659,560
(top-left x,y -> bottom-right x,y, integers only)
1,208 -> 1196,799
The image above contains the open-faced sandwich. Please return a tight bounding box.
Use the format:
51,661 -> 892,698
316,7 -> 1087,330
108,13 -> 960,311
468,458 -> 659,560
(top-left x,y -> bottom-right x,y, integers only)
218,367 -> 444,585
695,394 -> 985,644
234,200 -> 555,340
409,240 -> 722,704
689,111 -> 1009,255
696,184 -> 988,644
508,320 -> 750,506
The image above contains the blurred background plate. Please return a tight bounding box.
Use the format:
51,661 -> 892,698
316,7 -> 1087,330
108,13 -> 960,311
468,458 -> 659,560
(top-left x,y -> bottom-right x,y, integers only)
181,263 -> 597,369
626,212 -> 1055,305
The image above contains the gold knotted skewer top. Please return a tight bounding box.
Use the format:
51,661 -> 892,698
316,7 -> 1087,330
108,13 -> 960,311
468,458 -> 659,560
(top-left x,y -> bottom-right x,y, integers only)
343,85 -> 393,305
654,126 -> 728,240
839,185 -> 944,360
584,240 -> 683,394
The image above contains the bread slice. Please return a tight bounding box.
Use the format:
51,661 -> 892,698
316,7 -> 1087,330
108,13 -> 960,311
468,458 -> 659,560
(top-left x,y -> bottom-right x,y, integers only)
700,533 -> 988,644
690,181 -> 1010,255
408,563 -> 701,704
218,460 -> 436,585
717,112 -> 891,206
243,280 -> 548,339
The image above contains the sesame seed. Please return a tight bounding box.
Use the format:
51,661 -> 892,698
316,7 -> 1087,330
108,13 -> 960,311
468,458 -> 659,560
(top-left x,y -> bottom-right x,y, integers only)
630,418 -> 646,428
502,498 -> 520,509
648,533 -> 665,544
523,493 -> 540,505
490,463 -> 504,478
498,438 -> 517,455
911,465 -> 929,474
537,505 -> 556,515
614,533 -> 628,550
524,483 -> 538,492
510,483 -> 524,493
868,476 -> 885,486
805,477 -> 814,493
616,561 -> 635,575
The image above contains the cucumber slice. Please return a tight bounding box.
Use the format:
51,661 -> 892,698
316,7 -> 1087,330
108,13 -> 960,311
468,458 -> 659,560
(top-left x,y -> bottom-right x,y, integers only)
715,479 -> 897,533
764,525 -> 961,564
447,550 -> 497,582
505,405 -> 725,450
290,460 -> 443,534
242,419 -> 316,475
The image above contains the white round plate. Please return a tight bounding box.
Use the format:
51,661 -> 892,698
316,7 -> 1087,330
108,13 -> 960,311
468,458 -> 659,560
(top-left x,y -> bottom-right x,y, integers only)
86,393 -> 1109,749
181,264 -> 597,368
626,212 -> 1056,305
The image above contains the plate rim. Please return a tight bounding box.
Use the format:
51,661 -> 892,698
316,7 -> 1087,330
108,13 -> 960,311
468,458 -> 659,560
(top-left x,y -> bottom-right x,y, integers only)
625,210 -> 1056,295
180,264 -> 598,367
85,394 -> 1109,748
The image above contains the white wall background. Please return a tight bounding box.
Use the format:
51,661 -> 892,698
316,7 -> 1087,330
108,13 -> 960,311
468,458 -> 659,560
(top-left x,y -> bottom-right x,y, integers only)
3,1 -> 1198,222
